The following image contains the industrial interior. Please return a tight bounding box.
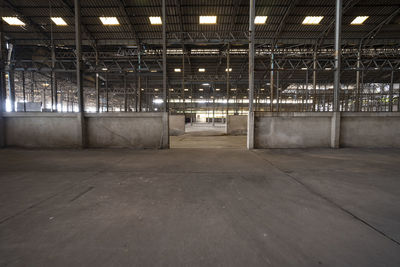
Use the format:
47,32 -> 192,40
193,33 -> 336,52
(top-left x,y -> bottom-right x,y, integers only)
0,0 -> 400,266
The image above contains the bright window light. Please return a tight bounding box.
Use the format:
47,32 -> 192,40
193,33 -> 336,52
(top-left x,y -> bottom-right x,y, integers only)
351,16 -> 369,25
302,16 -> 324,25
99,17 -> 119,25
149,16 -> 162,25
198,68 -> 205,72
2,17 -> 25,26
254,16 -> 268,24
174,68 -> 181,72
199,16 -> 217,24
51,17 -> 67,26
225,68 -> 232,72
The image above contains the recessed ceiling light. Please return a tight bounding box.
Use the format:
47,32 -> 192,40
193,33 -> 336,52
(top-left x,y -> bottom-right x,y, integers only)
51,17 -> 67,26
351,16 -> 369,25
174,68 -> 181,72
302,16 -> 324,25
99,17 -> 119,25
225,68 -> 232,72
2,17 -> 25,26
254,16 -> 268,24
199,16 -> 217,24
149,16 -> 162,25
198,68 -> 205,72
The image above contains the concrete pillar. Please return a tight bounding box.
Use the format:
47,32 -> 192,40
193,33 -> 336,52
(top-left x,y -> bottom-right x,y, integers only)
75,0 -> 86,147
247,0 -> 255,149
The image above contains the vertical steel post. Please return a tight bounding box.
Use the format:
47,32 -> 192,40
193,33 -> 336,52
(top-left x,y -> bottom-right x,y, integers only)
22,71 -> 26,112
226,43 -> 230,128
276,70 -> 279,111
138,47 -> 142,112
95,51 -> 100,112
51,45 -> 57,112
313,51 -> 317,111
355,51 -> 361,111
247,0 -> 255,149
270,51 -> 274,111
389,70 -> 394,112
8,70 -> 15,112
0,21 -> 4,147
162,0 -> 169,148
106,73 -> 109,112
331,0 -> 342,148
75,0 -> 86,147
124,73 -> 128,112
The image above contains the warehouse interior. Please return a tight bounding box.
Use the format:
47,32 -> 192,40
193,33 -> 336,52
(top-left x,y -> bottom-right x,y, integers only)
1,0 -> 400,266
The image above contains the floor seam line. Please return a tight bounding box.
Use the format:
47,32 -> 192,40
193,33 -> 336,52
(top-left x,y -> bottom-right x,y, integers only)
251,150 -> 400,247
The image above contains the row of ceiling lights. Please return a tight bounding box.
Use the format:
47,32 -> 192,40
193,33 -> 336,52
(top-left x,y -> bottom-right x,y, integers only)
2,15 -> 370,26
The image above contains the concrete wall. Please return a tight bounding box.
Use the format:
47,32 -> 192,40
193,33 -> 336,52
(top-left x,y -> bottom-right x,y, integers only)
2,112 -> 168,149
341,113 -> 400,147
254,112 -> 400,148
227,115 -> 247,135
3,113 -> 81,148
169,115 -> 185,136
254,112 -> 332,148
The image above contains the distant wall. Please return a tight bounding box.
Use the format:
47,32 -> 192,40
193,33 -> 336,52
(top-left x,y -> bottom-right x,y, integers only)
341,113 -> 400,147
4,113 -> 81,148
254,112 -> 331,148
227,115 -> 247,135
2,112 -> 168,149
169,115 -> 185,136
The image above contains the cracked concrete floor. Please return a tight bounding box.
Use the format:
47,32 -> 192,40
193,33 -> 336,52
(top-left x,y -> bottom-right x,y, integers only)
0,147 -> 400,266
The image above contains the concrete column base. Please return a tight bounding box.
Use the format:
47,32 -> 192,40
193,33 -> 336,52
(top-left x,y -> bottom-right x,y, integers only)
77,113 -> 87,148
330,112 -> 341,148
0,115 -> 4,148
247,112 -> 255,149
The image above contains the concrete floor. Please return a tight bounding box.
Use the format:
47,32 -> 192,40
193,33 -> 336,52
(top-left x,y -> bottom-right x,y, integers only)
1,147 -> 400,266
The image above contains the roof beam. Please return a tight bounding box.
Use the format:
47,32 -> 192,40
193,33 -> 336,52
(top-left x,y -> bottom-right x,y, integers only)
59,0 -> 97,48
3,0 -> 50,42
315,0 -> 361,49
116,0 -> 141,45
272,0 -> 299,47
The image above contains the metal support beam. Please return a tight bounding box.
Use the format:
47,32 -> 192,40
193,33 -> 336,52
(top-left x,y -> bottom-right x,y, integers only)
124,73 -> 128,112
226,42 -> 230,129
22,71 -> 26,112
389,70 -> 394,112
247,0 -> 255,149
95,52 -> 100,112
270,51 -> 274,111
75,0 -> 86,147
331,0 -> 342,149
51,46 -> 57,112
313,51 -> 317,111
162,0 -> 169,149
355,51 -> 361,111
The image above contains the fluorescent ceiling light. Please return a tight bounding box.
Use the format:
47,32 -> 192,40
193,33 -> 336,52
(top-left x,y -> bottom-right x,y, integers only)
225,68 -> 232,72
102,67 -> 108,71
184,88 -> 189,91
302,16 -> 323,25
198,68 -> 205,72
199,16 -> 217,24
230,88 -> 236,91
254,16 -> 268,24
260,88 -> 265,91
215,88 -> 220,91
174,68 -> 181,72
149,16 -> 162,25
154,88 -> 159,91
151,69 -> 157,72
199,88 -> 204,91
169,88 -> 174,91
2,17 -> 25,26
99,17 -> 119,25
351,16 -> 369,25
51,17 -> 67,26
202,83 -> 210,86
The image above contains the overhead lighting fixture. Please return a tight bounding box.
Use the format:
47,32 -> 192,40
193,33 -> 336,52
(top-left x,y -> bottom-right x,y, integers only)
302,16 -> 324,25
351,16 -> 369,25
99,17 -> 119,25
202,83 -> 210,86
151,69 -> 157,72
51,17 -> 67,26
199,16 -> 217,24
260,88 -> 265,91
154,88 -> 159,91
230,88 -> 236,91
254,16 -> 268,24
149,16 -> 162,25
184,88 -> 189,91
199,88 -> 204,91
215,88 -> 220,91
2,17 -> 25,26
169,88 -> 174,91
102,67 -> 108,71
198,68 -> 205,72
174,68 -> 181,72
225,68 -> 232,72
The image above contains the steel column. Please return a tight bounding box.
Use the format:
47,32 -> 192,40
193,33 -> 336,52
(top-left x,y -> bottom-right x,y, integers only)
75,0 -> 86,147
247,0 -> 255,149
270,51 -> 274,111
389,71 -> 394,112
162,0 -> 167,112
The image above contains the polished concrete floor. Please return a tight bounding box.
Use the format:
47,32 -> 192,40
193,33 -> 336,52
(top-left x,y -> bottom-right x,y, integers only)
1,146 -> 400,266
